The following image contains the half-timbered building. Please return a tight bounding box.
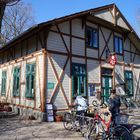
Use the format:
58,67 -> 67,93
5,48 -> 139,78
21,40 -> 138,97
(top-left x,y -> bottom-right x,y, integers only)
0,4 -> 140,120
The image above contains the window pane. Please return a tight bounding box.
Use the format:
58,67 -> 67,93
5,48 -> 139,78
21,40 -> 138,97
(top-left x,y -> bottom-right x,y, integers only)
129,72 -> 132,79
119,39 -> 123,53
17,77 -> 19,91
79,76 -> 85,95
74,66 -> 79,75
1,71 -> 7,95
26,64 -> 35,98
125,71 -> 133,96
72,64 -> 86,97
31,74 -> 34,96
86,28 -> 92,46
115,37 -> 119,53
2,79 -> 6,93
125,72 -> 128,79
26,65 -> 30,74
115,36 -> 123,54
31,64 -> 35,72
109,77 -> 112,88
13,67 -> 20,96
102,77 -> 105,87
93,30 -> 98,48
74,76 -> 78,96
13,76 -> 16,92
79,66 -> 85,74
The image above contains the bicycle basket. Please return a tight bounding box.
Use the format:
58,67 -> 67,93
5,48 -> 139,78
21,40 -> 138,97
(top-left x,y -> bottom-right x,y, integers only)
115,114 -> 129,125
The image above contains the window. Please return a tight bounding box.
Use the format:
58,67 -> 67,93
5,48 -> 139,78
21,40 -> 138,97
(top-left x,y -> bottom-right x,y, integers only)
124,71 -> 133,96
25,63 -> 36,98
1,71 -> 7,96
86,27 -> 99,48
13,67 -> 20,97
114,36 -> 123,54
101,68 -> 113,75
72,63 -> 86,98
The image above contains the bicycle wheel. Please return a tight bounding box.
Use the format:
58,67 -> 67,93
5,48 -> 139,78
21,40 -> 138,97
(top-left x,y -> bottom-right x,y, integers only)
63,113 -> 73,130
86,122 -> 99,140
80,117 -> 90,137
112,125 -> 131,140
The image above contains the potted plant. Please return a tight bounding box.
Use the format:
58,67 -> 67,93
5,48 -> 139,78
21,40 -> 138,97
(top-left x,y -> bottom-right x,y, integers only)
54,111 -> 63,122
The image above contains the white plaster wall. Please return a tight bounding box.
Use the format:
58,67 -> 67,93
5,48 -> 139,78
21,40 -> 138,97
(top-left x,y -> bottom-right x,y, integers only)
46,54 -> 70,109
72,18 -> 84,38
87,60 -> 100,83
115,65 -> 125,95
0,52 -> 44,111
72,57 -> 85,64
47,31 -> 67,53
72,38 -> 85,56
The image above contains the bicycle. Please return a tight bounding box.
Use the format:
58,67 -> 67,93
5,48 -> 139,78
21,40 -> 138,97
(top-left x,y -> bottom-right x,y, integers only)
63,105 -> 87,132
86,100 -> 132,140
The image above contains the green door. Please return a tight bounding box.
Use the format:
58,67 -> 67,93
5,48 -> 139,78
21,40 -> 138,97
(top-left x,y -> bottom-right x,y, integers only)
102,76 -> 112,103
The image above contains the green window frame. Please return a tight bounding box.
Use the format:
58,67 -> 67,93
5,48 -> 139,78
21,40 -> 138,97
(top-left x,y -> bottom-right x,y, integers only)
124,71 -> 133,96
13,67 -> 21,97
86,26 -> 99,48
72,63 -> 86,98
1,70 -> 7,96
114,35 -> 123,54
25,63 -> 36,98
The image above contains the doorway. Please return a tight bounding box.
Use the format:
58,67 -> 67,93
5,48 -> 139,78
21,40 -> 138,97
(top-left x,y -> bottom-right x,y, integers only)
101,68 -> 113,103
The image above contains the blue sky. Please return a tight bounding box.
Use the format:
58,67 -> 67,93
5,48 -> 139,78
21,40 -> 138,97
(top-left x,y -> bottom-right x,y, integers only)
23,0 -> 140,36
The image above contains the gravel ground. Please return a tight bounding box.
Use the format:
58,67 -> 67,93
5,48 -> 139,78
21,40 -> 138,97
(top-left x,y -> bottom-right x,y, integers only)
0,116 -> 85,140
0,115 -> 140,140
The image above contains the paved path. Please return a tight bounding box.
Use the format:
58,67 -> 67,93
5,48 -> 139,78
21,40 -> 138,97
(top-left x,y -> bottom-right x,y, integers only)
0,115 -> 140,140
0,116 -> 85,140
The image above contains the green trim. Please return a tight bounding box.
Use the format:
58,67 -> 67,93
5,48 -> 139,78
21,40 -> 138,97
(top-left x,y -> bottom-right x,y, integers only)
13,67 -> 21,97
1,70 -> 7,96
102,76 -> 112,103
72,63 -> 86,98
124,71 -> 133,96
25,63 -> 36,99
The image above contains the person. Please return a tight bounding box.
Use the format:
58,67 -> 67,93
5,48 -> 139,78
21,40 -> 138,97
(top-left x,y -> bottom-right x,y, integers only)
73,96 -> 88,126
109,89 -> 121,125
73,96 -> 88,116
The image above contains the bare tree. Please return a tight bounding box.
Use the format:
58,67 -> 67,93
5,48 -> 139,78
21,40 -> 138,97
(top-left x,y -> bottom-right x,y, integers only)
1,1 -> 35,44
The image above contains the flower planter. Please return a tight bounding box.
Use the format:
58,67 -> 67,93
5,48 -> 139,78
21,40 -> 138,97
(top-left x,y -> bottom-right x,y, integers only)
4,106 -> 12,112
55,115 -> 63,122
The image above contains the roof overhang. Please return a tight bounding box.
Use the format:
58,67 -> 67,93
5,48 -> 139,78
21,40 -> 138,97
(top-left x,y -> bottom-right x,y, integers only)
1,3 -> 140,52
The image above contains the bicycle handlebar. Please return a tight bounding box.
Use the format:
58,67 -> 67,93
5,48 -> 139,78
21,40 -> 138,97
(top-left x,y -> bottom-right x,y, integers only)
92,100 -> 108,108
92,100 -> 98,107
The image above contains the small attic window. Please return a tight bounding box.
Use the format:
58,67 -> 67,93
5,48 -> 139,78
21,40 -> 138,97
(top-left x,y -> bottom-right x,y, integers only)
114,35 -> 123,54
86,26 -> 99,48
